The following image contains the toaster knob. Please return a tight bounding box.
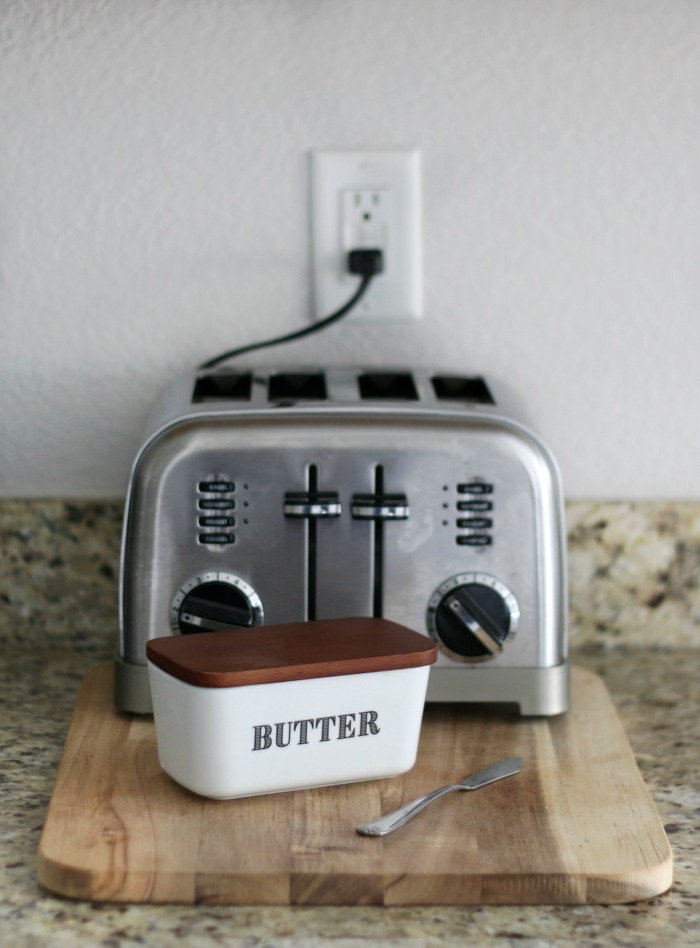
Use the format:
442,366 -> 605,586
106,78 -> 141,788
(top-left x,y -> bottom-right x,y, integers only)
427,573 -> 520,662
171,571 -> 263,634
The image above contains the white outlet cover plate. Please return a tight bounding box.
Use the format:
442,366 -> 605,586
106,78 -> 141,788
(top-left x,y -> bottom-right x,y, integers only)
311,150 -> 422,321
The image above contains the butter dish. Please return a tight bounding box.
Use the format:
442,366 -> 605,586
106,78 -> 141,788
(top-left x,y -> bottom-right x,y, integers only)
146,617 -> 437,799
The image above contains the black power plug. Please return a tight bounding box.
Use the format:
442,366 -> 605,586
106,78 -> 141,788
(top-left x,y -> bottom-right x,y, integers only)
200,248 -> 385,370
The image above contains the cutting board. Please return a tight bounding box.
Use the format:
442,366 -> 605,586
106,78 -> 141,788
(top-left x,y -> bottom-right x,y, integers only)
37,664 -> 672,906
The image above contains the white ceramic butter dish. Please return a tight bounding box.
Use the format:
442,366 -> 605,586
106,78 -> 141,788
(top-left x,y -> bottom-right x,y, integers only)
146,617 -> 437,800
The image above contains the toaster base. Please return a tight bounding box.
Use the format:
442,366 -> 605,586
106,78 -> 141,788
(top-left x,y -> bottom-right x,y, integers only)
115,655 -> 569,717
426,662 -> 569,716
114,657 -> 152,714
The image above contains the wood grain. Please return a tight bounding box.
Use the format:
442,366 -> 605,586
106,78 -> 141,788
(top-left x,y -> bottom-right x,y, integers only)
146,618 -> 437,687
37,664 -> 672,905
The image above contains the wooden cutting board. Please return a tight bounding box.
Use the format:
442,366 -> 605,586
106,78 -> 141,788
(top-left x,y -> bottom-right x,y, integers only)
37,663 -> 672,906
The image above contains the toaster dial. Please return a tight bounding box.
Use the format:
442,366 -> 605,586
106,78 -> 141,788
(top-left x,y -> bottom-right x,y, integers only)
171,571 -> 263,635
427,573 -> 520,663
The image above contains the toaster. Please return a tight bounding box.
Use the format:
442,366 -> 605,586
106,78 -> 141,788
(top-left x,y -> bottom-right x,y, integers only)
117,366 -> 568,715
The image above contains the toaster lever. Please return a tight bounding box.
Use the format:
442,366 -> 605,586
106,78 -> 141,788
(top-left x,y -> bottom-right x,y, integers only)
284,490 -> 342,519
351,492 -> 409,520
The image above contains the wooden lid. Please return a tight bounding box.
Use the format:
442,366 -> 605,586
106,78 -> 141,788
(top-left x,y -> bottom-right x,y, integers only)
146,617 -> 437,688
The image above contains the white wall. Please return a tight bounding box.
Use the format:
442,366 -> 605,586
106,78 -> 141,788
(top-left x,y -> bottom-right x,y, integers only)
2,0 -> 699,499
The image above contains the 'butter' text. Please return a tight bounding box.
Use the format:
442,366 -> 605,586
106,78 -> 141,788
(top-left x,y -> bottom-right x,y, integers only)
252,711 -> 380,750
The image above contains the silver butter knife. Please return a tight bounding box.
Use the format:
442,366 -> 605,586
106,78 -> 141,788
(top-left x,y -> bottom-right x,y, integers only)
356,757 -> 523,837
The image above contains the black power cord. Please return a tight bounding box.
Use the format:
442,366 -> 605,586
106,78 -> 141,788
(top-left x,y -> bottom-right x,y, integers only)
199,248 -> 384,370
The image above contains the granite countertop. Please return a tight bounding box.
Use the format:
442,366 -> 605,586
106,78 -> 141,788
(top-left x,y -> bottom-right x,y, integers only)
1,645 -> 697,946
1,500 -> 699,945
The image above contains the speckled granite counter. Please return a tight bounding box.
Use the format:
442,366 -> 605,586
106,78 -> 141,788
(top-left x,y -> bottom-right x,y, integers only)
2,499 -> 700,651
1,501 -> 699,945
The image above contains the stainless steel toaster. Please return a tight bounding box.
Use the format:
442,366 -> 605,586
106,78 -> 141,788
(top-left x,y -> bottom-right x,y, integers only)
117,366 -> 568,715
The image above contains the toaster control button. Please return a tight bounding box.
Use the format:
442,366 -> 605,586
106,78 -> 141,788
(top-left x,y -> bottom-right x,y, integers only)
198,533 -> 236,545
351,492 -> 409,520
445,595 -> 504,656
284,491 -> 341,518
456,534 -> 492,546
180,594 -> 249,629
457,499 -> 493,512
427,573 -> 519,662
198,516 -> 235,528
199,499 -> 236,510
172,572 -> 263,634
456,517 -> 492,529
457,482 -> 494,495
198,481 -> 235,493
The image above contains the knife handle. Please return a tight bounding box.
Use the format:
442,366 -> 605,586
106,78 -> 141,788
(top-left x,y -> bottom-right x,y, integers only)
356,784 -> 458,836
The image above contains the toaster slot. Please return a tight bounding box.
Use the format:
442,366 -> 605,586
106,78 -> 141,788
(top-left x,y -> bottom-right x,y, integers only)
371,466 -> 386,618
268,373 -> 327,402
313,456 -> 375,621
192,373 -> 253,402
430,375 -> 494,404
283,464 -> 342,620
350,465 -> 409,618
358,372 -> 418,401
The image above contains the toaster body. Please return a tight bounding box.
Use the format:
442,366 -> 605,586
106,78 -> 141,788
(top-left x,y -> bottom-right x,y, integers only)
117,368 -> 568,715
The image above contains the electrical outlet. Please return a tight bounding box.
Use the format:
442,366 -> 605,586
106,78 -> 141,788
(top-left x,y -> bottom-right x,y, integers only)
342,189 -> 389,253
311,151 -> 422,321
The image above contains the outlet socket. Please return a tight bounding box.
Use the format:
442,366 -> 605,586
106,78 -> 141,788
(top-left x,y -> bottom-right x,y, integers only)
342,190 -> 389,253
311,151 -> 422,321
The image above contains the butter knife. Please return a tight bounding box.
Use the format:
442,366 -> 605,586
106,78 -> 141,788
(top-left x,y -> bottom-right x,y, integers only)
356,757 -> 523,837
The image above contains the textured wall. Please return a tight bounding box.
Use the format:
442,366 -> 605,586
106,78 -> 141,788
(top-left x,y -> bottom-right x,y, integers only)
2,0 -> 699,498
